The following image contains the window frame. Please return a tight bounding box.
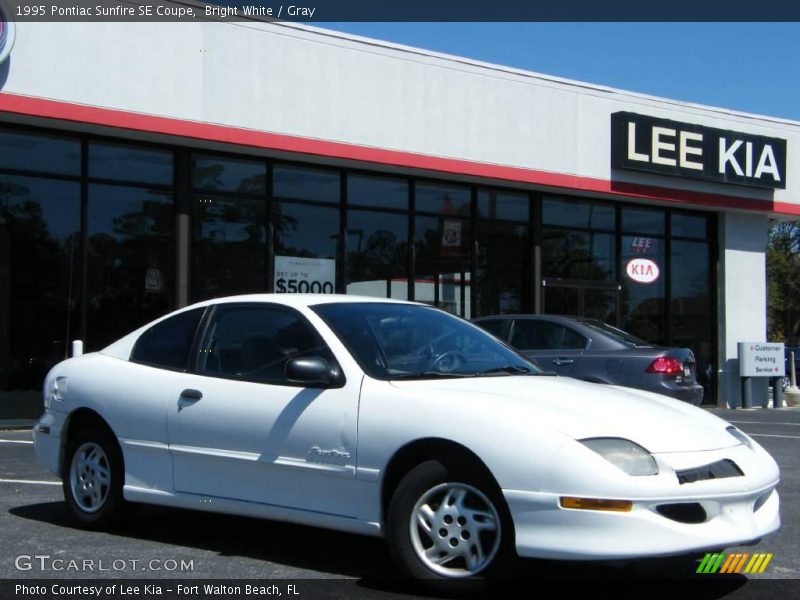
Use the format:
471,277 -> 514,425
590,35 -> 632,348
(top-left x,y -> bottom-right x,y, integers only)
188,302 -> 345,388
129,307 -> 208,372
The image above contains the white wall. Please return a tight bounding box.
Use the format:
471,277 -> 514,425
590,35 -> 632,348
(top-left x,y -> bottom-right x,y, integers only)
718,212 -> 771,407
1,19 -> 798,212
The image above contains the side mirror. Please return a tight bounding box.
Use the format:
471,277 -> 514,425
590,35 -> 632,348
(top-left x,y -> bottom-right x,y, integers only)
285,356 -> 335,387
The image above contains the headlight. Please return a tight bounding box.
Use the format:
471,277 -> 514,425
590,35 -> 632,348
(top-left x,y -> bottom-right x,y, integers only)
726,426 -> 753,449
45,376 -> 67,408
580,438 -> 658,476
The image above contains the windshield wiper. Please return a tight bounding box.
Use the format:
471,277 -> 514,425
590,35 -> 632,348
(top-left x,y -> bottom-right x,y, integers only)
478,365 -> 559,377
476,365 -> 534,376
389,371 -> 476,380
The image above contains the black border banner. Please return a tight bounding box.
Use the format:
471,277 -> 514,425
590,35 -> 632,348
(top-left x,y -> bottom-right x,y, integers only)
5,0 -> 800,22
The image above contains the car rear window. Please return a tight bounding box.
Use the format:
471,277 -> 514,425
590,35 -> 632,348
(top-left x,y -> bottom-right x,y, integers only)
580,320 -> 651,347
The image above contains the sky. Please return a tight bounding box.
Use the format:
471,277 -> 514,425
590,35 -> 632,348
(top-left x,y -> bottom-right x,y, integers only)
318,23 -> 800,122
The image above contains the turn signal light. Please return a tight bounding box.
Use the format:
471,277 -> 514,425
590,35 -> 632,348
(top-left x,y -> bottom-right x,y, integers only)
645,356 -> 683,375
559,497 -> 633,512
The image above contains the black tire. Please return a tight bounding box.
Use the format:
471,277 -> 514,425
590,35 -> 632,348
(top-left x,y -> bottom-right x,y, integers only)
386,459 -> 513,584
63,426 -> 129,529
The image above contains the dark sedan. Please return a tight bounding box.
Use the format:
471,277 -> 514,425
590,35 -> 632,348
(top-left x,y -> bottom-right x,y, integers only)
473,314 -> 704,404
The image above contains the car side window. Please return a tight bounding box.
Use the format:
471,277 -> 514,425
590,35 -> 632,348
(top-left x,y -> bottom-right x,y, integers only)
476,319 -> 507,340
511,320 -> 587,351
195,304 -> 336,385
130,308 -> 205,371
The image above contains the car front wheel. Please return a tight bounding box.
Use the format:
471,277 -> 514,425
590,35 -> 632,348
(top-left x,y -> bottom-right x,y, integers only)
63,427 -> 127,529
387,459 -> 508,581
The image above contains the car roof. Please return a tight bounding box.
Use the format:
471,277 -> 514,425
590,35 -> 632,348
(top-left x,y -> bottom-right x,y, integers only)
100,294 -> 424,361
474,314 -> 587,324
184,293 -> 417,311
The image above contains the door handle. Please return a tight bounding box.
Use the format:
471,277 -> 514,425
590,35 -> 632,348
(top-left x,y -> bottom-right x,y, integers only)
178,389 -> 203,411
552,358 -> 575,366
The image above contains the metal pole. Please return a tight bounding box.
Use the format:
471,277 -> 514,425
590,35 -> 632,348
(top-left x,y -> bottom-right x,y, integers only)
791,351 -> 797,388
772,378 -> 784,408
741,376 -> 751,409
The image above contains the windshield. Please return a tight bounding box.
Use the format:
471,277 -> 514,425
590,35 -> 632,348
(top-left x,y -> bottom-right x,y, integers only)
312,303 -> 541,380
579,319 -> 652,347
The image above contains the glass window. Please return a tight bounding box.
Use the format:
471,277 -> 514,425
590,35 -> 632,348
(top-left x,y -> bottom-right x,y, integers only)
89,142 -> 173,185
582,288 -> 620,326
312,302 -> 537,380
543,230 -> 615,281
348,174 -> 408,210
414,215 -> 471,317
622,207 -> 666,235
191,155 -> 266,194
580,320 -> 649,347
542,197 -> 615,230
86,184 -> 174,350
511,320 -> 587,351
0,130 -> 80,176
273,164 -> 339,204
671,212 -> 708,239
0,175 -> 81,404
670,239 -> 713,398
475,319 -> 508,340
544,286 -> 580,317
346,210 -> 408,299
131,308 -> 205,370
195,304 -> 335,385
621,235 -> 665,344
415,182 -> 470,215
274,202 -> 339,260
192,195 -> 266,301
477,189 -> 529,222
475,221 -> 529,315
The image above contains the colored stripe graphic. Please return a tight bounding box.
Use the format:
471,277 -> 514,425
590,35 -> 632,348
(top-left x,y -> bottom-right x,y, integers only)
698,552 -> 774,574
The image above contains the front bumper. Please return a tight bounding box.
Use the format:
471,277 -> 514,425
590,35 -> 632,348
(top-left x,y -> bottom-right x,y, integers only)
504,484 -> 779,560
32,409 -> 66,478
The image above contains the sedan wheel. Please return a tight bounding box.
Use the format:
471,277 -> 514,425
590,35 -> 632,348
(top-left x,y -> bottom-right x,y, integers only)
69,442 -> 111,513
63,427 -> 128,529
410,482 -> 501,577
387,459 -> 509,582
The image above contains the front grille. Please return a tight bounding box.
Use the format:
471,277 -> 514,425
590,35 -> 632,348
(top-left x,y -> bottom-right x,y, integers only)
676,459 -> 743,485
656,503 -> 707,524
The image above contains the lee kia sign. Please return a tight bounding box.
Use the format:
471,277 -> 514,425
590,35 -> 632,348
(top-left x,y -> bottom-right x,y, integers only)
611,112 -> 787,189
626,258 -> 659,284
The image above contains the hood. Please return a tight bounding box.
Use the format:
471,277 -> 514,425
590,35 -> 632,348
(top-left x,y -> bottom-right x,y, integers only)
389,375 -> 736,453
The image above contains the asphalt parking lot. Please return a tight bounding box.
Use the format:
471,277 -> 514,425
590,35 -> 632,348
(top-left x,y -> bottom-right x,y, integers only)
0,407 -> 798,598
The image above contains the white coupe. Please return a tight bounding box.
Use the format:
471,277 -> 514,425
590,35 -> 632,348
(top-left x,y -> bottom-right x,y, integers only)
34,295 -> 780,580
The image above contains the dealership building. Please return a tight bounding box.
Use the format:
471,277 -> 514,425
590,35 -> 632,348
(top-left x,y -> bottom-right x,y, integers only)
0,9 -> 798,416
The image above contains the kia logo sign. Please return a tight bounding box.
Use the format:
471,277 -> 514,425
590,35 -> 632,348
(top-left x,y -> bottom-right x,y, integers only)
626,258 -> 660,284
0,2 -> 16,65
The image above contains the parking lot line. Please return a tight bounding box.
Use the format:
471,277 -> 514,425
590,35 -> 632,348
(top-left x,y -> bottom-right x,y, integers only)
0,478 -> 60,486
748,433 -> 800,439
0,439 -> 33,444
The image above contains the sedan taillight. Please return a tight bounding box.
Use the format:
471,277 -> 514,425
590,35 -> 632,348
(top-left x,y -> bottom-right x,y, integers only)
646,356 -> 683,375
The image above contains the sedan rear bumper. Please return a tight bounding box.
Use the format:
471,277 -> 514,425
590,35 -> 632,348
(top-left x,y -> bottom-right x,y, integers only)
650,381 -> 704,405
503,485 -> 779,560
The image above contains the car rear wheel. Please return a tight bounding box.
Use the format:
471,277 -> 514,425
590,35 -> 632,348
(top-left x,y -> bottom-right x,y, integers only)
387,459 -> 509,582
63,427 -> 128,529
